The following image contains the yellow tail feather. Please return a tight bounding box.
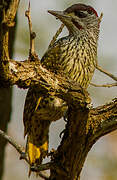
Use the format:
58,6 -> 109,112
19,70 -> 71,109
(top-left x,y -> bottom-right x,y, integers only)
28,140 -> 48,165
27,136 -> 48,177
28,142 -> 41,165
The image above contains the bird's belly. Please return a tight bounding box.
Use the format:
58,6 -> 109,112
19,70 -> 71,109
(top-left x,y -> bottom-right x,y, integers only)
61,54 -> 95,88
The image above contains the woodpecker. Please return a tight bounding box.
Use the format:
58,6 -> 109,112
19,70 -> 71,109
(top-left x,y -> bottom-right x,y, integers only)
23,3 -> 100,171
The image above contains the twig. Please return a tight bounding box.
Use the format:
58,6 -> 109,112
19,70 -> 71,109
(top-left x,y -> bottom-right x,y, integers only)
0,129 -> 29,164
0,129 -> 49,180
25,1 -> 36,56
0,129 -> 25,155
48,23 -> 64,48
91,64 -> 117,88
90,82 -> 117,88
96,65 -> 117,81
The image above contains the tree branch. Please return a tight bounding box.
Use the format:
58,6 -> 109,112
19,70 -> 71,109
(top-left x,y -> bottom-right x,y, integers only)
2,0 -> 19,27
89,98 -> 117,143
48,23 -> 64,48
0,129 -> 25,157
90,82 -> 117,88
96,65 -> 117,81
25,2 -> 36,56
0,58 -> 90,108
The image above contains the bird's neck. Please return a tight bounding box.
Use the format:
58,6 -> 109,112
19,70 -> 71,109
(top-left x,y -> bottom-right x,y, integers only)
69,28 -> 99,46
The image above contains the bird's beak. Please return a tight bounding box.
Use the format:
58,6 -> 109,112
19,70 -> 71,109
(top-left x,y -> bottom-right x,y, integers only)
48,10 -> 83,32
48,10 -> 70,20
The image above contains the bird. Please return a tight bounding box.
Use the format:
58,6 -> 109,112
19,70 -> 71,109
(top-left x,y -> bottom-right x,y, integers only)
23,3 -> 100,172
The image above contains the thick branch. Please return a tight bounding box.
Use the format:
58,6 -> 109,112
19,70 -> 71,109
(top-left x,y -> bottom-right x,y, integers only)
49,106 -> 90,180
49,98 -> 117,180
89,98 -> 117,143
2,0 -> 19,27
0,58 -> 90,107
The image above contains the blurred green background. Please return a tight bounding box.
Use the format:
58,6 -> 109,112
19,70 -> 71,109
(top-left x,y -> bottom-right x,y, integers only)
3,0 -> 117,179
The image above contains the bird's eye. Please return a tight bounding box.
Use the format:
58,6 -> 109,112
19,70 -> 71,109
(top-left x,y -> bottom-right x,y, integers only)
75,11 -> 87,18
87,9 -> 94,15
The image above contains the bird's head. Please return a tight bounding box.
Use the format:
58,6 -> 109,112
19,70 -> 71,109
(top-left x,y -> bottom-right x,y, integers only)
48,4 -> 100,35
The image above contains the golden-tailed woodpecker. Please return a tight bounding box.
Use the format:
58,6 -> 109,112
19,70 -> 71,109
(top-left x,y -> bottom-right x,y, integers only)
23,3 -> 100,170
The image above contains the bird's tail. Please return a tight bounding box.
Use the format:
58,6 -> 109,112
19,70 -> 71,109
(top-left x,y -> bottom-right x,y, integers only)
26,120 -> 50,176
